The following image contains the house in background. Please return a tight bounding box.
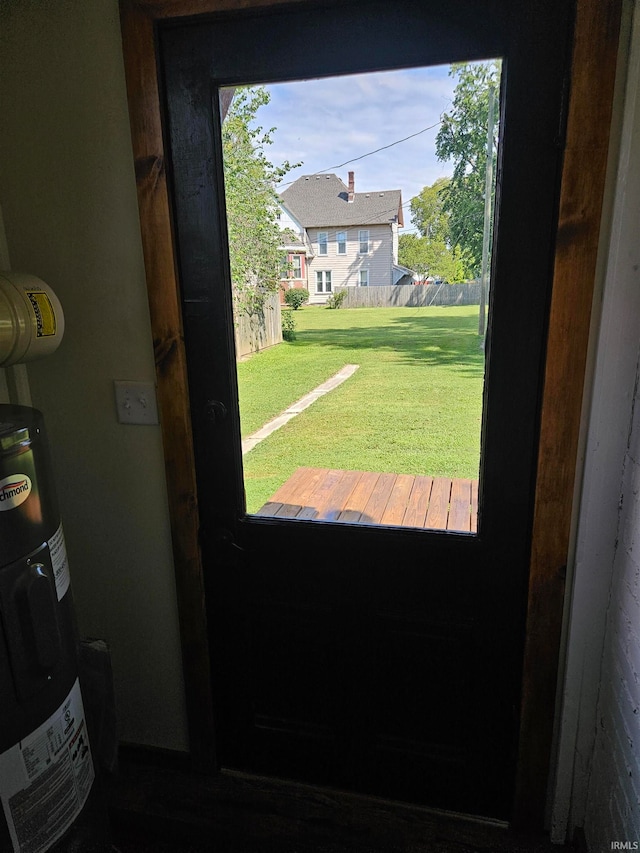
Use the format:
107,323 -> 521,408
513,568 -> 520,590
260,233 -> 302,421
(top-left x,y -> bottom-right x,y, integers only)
279,171 -> 412,304
276,206 -> 310,303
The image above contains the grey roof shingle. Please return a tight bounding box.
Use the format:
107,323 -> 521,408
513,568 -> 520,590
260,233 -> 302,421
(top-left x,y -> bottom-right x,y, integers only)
279,174 -> 403,228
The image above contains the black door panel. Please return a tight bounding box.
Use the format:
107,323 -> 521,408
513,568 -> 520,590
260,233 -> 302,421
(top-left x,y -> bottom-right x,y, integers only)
159,0 -> 573,819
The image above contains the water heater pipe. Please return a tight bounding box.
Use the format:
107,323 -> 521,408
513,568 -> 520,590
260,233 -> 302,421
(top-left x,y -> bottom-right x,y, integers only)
0,272 -> 65,367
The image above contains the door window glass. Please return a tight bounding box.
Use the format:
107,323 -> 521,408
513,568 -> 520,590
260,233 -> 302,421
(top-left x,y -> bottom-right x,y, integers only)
221,61 -> 501,533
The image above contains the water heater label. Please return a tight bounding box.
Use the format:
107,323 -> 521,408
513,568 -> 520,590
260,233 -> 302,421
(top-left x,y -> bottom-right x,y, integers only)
0,475 -> 32,511
25,290 -> 56,337
0,678 -> 95,853
48,524 -> 71,602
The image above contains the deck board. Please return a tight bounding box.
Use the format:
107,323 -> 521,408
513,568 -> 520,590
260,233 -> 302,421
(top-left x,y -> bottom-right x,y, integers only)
257,468 -> 478,533
362,472 -> 397,525
403,476 -> 433,529
338,471 -> 380,523
321,469 -> 363,521
470,480 -> 479,534
424,477 -> 452,530
381,473 -> 416,527
270,466 -> 323,505
448,478 -> 473,532
309,468 -> 345,518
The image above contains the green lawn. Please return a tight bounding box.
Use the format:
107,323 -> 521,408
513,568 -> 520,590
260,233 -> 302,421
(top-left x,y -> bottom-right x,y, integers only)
237,305 -> 485,513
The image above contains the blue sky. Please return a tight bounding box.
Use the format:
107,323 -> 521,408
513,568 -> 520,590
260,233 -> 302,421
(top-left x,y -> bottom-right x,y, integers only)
246,65 -> 458,233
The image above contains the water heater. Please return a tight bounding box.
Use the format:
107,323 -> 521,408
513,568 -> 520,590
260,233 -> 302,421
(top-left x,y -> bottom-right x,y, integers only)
0,273 -> 64,367
0,406 -> 95,853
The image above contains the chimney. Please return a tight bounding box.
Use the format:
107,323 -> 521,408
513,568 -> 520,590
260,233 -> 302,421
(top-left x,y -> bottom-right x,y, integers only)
348,171 -> 355,203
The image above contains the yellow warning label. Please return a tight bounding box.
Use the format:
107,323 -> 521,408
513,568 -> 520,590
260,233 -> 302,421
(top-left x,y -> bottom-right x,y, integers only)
26,290 -> 56,337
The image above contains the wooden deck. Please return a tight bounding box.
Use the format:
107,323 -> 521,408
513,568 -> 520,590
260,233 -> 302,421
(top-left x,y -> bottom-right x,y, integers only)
256,467 -> 478,533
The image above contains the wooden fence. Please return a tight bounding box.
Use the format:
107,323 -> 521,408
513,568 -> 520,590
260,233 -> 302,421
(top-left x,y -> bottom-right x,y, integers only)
335,282 -> 481,308
233,285 -> 479,357
235,293 -> 282,358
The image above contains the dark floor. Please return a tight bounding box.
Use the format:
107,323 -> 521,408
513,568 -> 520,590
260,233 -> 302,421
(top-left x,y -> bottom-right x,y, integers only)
105,751 -> 572,853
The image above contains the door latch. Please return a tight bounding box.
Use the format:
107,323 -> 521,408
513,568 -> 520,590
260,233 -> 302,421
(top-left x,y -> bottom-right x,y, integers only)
201,526 -> 246,557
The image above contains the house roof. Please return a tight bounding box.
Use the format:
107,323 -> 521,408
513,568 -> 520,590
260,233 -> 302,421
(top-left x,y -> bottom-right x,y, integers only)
279,228 -> 306,251
279,173 -> 404,228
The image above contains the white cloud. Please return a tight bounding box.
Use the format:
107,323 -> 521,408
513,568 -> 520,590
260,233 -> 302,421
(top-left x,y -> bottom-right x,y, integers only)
245,64 -> 461,210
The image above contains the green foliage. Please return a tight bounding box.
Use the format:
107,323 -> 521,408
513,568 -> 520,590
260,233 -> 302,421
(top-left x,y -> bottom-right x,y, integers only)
405,177 -> 465,281
326,290 -> 347,309
398,233 -> 465,283
222,87 -> 300,317
435,61 -> 501,278
410,177 -> 451,242
281,308 -> 296,341
283,288 -> 309,310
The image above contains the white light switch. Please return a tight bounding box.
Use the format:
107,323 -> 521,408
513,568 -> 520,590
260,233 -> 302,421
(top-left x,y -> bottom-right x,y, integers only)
114,380 -> 159,425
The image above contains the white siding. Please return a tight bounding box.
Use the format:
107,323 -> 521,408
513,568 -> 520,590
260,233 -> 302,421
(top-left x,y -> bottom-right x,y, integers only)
581,8 -> 640,845
306,224 -> 394,303
582,373 -> 640,852
278,205 -> 305,240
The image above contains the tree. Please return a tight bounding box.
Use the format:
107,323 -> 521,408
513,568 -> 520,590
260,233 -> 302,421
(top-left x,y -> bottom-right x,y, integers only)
405,176 -> 464,282
409,177 -> 451,243
222,87 -> 299,316
435,61 -> 500,278
398,234 -> 430,279
398,233 -> 464,283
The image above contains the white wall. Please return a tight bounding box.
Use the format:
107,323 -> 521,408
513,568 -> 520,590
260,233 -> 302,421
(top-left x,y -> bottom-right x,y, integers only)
586,375 -> 640,847
277,206 -> 305,240
0,0 -> 189,751
551,0 -> 640,844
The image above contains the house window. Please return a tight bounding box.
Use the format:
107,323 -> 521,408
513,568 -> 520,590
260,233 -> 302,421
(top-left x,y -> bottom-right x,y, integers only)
280,255 -> 293,279
336,231 -> 347,254
318,232 -> 328,255
291,255 -> 302,278
359,269 -> 369,287
359,229 -> 370,254
316,270 -> 332,293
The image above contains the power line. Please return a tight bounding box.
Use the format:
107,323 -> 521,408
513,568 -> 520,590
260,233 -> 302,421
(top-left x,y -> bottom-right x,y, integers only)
358,197 -> 415,227
323,120 -> 443,172
279,120 -> 443,188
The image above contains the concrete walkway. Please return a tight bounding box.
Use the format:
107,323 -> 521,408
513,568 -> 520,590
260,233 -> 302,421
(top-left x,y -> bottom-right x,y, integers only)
242,364 -> 359,455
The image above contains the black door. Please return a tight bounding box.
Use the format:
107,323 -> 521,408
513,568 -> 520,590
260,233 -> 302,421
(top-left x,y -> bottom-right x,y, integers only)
158,0 -> 573,819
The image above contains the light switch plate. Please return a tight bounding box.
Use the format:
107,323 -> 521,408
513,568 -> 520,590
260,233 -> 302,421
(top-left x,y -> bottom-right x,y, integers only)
114,380 -> 159,425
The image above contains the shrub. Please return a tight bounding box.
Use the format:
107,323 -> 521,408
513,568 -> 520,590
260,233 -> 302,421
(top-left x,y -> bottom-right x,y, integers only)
284,288 -> 309,310
281,309 -> 296,341
326,290 -> 347,309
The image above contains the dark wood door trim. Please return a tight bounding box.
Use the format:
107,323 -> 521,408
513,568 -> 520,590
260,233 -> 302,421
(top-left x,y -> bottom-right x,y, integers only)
119,0 -> 623,825
118,1 -> 215,771
512,0 -> 623,828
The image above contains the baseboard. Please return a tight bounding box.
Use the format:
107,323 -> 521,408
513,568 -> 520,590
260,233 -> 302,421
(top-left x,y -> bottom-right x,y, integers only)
106,747 -> 564,853
573,827 -> 588,853
116,741 -> 192,771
